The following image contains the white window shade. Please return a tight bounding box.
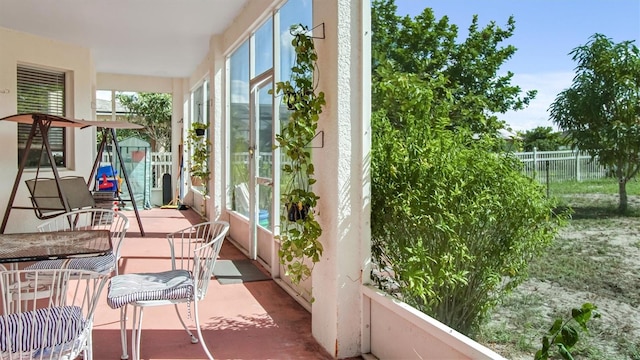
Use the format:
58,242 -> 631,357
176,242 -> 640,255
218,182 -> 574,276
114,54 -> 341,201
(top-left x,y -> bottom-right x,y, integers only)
16,65 -> 66,168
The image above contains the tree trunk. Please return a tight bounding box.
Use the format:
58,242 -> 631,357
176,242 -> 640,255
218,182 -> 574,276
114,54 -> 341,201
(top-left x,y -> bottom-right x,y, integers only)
618,178 -> 628,214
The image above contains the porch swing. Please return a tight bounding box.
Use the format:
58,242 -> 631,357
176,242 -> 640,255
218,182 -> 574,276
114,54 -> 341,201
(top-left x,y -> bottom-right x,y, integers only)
88,123 -> 147,235
0,113 -> 145,235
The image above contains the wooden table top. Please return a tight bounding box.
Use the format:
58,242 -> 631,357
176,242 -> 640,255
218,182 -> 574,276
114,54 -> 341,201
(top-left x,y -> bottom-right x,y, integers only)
0,230 -> 112,263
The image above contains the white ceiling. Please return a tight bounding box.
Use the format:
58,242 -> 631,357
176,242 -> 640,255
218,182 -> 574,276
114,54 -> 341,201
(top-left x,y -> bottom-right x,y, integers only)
0,0 -> 251,77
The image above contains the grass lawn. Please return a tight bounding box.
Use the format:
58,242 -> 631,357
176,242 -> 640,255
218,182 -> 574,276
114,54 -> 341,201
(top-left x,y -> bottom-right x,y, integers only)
477,178 -> 640,360
548,178 -> 640,196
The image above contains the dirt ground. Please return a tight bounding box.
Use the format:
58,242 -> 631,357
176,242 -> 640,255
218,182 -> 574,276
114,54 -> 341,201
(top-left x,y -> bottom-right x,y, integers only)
481,194 -> 640,360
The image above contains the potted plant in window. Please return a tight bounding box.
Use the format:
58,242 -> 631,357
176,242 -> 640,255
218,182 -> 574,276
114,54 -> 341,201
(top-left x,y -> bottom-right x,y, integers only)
187,122 -> 211,194
271,24 -> 325,285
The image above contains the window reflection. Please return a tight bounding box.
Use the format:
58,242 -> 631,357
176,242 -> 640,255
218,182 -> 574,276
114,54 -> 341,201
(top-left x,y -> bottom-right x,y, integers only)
254,19 -> 273,76
278,0 -> 312,83
230,41 -> 250,216
226,0 -> 313,224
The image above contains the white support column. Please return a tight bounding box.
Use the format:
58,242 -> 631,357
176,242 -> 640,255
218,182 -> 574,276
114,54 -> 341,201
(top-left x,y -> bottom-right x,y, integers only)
312,0 -> 371,358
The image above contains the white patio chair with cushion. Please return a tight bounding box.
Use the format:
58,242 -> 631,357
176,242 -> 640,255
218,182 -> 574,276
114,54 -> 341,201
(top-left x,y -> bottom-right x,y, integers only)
0,268 -> 109,360
107,221 -> 229,360
26,208 -> 130,276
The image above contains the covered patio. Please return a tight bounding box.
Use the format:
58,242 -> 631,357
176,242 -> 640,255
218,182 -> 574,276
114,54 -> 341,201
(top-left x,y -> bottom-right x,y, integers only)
0,0 -> 506,358
0,1 -> 371,356
92,208 -> 337,360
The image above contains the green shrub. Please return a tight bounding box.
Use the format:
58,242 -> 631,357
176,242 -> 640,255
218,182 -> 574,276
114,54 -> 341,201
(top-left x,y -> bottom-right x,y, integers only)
535,303 -> 600,360
371,117 -> 569,335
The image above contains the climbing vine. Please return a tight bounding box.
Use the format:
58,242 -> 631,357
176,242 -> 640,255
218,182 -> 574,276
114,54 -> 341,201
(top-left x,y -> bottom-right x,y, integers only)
272,24 -> 325,285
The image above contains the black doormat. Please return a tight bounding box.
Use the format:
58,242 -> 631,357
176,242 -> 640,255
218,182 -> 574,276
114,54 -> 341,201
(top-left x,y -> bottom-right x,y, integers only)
213,259 -> 271,285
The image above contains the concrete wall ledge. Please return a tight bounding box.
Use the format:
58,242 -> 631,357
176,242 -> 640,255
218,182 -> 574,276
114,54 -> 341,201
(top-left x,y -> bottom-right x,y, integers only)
362,285 -> 507,360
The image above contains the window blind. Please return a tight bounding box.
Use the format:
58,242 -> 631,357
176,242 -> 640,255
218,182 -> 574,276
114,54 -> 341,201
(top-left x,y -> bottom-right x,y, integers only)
16,65 -> 66,167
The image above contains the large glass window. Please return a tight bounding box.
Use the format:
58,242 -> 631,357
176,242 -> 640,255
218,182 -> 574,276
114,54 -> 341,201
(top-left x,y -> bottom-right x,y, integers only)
226,0 -> 312,222
229,41 -> 251,216
254,18 -> 273,76
17,65 -> 66,167
277,0 -> 313,212
190,81 -> 209,192
192,83 -> 205,124
278,0 -> 312,83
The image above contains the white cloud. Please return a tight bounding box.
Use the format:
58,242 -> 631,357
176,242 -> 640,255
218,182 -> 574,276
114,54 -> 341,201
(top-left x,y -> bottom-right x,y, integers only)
500,72 -> 574,132
230,80 -> 249,104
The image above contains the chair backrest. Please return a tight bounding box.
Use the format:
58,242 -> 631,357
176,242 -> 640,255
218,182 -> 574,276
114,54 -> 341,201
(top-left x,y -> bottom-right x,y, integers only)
0,268 -> 109,359
166,221 -> 229,301
37,208 -> 130,274
25,176 -> 96,219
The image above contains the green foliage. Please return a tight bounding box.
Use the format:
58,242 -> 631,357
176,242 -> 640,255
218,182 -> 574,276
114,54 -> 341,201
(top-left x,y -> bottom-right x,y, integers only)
117,92 -> 172,151
371,0 -> 536,136
549,34 -> 640,213
271,25 -> 325,285
371,116 -> 568,334
186,121 -> 211,195
370,1 -> 567,335
521,127 -> 565,152
535,303 -> 601,360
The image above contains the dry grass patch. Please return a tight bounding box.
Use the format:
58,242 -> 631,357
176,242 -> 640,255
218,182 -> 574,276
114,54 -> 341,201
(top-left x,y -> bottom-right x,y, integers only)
478,191 -> 640,360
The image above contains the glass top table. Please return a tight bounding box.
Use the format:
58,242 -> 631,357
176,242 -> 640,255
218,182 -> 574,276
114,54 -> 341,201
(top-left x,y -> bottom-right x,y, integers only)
0,230 -> 112,263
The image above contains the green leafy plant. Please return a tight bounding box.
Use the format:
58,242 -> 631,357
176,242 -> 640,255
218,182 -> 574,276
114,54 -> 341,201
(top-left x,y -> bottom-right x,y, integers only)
370,1 -> 569,336
117,92 -> 172,151
187,121 -> 211,195
549,34 -> 640,214
535,303 -> 601,360
271,24 -> 325,285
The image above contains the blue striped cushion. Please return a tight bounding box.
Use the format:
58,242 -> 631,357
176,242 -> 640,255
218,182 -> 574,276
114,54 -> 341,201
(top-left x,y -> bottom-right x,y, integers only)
25,254 -> 115,274
0,306 -> 83,353
106,270 -> 194,309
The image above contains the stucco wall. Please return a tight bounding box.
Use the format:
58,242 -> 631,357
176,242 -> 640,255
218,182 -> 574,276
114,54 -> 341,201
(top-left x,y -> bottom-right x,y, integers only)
97,73 -> 174,94
0,27 -> 97,233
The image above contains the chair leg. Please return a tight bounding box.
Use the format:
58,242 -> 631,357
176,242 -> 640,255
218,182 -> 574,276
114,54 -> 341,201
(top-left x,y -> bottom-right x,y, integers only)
120,305 -> 129,360
193,300 -> 214,360
85,331 -> 94,360
173,304 -> 198,344
131,305 -> 145,360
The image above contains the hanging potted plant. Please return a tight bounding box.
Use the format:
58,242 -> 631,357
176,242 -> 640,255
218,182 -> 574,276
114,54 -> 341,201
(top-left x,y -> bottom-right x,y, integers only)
193,122 -> 207,136
187,122 -> 211,194
271,24 -> 325,285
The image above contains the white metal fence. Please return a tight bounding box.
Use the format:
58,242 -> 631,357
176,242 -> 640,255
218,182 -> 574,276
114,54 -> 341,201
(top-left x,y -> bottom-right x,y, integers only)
513,149 -> 608,183
108,150 -> 608,191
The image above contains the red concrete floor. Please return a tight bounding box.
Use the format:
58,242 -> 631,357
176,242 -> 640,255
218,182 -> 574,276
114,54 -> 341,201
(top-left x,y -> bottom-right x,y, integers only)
92,207 -> 341,360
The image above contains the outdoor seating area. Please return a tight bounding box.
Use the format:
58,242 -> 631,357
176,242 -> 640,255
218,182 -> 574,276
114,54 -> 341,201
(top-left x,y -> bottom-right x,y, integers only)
0,207 -> 335,359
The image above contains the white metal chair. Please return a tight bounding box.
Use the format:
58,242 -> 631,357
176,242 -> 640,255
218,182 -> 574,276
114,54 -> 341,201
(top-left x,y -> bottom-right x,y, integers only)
0,268 -> 109,359
106,221 -> 229,360
26,208 -> 130,276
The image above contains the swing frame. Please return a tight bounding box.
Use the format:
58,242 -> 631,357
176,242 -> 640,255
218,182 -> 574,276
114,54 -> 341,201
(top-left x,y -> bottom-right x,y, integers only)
0,113 -> 145,235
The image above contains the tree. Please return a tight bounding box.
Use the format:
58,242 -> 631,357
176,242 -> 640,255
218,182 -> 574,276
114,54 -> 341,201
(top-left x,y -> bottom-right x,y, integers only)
521,126 -> 564,152
372,0 -> 537,136
370,1 -> 568,335
371,67 -> 567,336
549,34 -> 640,213
117,92 -> 172,151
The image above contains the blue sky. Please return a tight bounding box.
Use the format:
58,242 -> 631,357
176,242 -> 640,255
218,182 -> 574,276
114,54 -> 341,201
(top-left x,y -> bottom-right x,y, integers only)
393,0 -> 640,132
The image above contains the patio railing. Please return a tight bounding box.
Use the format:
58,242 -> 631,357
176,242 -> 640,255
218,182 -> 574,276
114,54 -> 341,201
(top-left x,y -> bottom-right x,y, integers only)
150,152 -> 172,189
